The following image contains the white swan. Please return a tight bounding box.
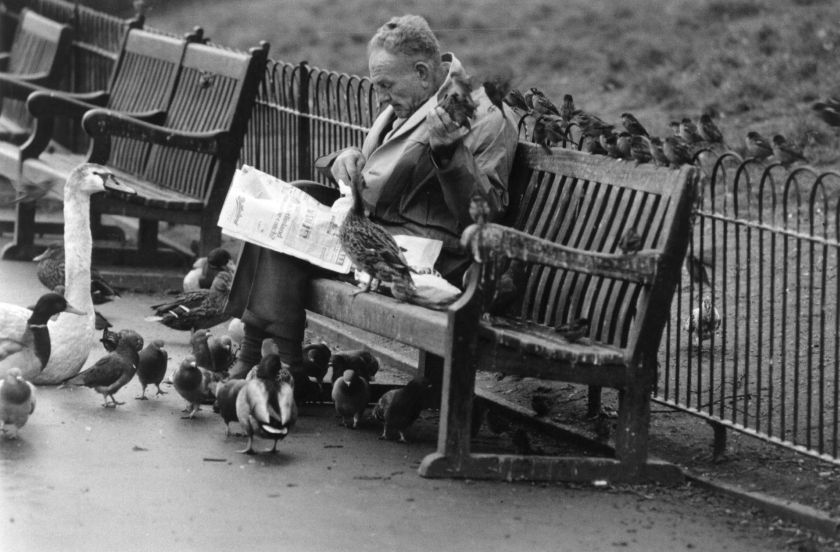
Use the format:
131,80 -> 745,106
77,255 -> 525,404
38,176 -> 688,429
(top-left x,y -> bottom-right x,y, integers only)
32,164 -> 135,385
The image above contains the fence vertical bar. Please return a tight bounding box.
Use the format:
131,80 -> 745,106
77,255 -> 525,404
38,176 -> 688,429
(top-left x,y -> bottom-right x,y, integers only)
297,60 -> 311,181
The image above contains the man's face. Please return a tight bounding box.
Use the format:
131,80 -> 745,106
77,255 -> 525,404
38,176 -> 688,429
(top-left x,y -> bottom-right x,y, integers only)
368,48 -> 432,119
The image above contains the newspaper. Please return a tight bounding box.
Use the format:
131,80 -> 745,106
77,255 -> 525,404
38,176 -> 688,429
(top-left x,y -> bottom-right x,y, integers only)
218,166 -> 461,304
218,166 -> 353,273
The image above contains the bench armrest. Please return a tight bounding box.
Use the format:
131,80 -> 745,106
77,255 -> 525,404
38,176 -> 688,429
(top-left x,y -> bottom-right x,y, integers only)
82,107 -> 235,163
461,222 -> 662,285
27,89 -> 111,119
0,71 -> 52,101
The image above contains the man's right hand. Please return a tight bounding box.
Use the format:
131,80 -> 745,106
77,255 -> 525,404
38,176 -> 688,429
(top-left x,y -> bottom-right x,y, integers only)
331,147 -> 366,187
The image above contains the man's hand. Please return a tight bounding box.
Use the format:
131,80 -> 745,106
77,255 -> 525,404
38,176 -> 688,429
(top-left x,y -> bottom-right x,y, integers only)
331,147 -> 366,186
427,106 -> 470,164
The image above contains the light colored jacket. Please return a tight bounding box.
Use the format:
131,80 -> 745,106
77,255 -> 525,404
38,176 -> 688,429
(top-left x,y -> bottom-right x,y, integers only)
358,53 -> 519,273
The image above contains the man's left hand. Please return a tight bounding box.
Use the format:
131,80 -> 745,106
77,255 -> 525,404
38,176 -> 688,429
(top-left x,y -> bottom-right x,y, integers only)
427,105 -> 469,162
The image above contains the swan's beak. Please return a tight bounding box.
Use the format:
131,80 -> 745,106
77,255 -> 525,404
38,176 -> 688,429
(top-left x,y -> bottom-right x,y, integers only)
59,303 -> 86,319
104,174 -> 136,196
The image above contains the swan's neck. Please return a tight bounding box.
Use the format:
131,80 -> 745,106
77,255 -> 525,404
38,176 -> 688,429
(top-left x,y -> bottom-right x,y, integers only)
63,189 -> 93,313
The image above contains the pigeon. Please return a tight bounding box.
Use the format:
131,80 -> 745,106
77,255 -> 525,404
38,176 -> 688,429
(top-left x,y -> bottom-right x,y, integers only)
744,131 -> 773,161
62,329 -> 143,408
302,342 -> 331,386
100,327 -> 120,352
208,334 -> 236,374
684,296 -> 722,344
331,369 -> 370,429
554,317 -> 590,343
372,376 -> 433,442
0,367 -> 36,439
771,134 -> 807,166
182,247 -> 235,292
172,354 -> 219,418
330,349 -> 380,384
236,354 -> 297,454
209,378 -> 247,436
189,329 -> 213,371
135,339 -> 168,400
618,227 -> 643,254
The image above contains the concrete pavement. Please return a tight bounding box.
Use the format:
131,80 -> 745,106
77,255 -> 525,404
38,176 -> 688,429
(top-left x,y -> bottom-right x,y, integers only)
0,250 -> 803,551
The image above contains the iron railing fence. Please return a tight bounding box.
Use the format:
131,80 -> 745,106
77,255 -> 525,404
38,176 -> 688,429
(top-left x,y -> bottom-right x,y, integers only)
12,0 -> 840,465
661,155 -> 840,464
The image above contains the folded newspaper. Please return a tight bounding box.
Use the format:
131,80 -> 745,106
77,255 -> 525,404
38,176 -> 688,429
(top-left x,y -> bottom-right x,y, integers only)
218,166 -> 461,303
219,166 -> 353,273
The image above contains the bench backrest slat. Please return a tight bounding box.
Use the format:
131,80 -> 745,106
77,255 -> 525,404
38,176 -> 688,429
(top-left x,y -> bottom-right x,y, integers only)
142,42 -> 266,202
105,29 -> 186,176
2,9 -> 71,132
506,142 -> 695,350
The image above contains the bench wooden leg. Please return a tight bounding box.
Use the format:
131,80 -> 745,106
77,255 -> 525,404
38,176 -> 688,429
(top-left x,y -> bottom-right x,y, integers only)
1,200 -> 40,260
613,381 -> 652,479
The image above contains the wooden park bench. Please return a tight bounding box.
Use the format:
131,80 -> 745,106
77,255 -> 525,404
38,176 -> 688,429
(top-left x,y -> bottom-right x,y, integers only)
0,23 -> 268,265
0,8 -> 72,145
305,142 -> 698,484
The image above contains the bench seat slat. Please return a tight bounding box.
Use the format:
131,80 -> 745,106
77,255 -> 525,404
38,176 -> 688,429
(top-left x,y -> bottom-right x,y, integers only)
306,278 -> 450,356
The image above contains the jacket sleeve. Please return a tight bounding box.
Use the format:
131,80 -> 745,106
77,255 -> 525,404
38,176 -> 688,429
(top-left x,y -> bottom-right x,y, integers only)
431,102 -> 518,228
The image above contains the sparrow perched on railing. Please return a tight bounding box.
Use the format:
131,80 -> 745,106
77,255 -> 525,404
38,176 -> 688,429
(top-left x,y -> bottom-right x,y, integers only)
620,112 -> 650,137
771,134 -> 807,166
744,131 -> 774,161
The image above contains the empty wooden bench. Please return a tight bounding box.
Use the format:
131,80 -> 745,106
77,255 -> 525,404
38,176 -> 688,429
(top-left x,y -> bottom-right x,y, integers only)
305,142 -> 697,484
0,22 -> 188,260
1,26 -> 268,265
0,8 -> 72,146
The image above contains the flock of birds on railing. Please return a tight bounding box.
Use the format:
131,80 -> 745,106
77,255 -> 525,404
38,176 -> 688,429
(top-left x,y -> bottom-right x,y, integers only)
491,84 -> 840,170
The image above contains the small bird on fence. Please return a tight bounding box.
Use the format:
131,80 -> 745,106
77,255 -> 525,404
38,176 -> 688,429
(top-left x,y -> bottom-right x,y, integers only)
236,353 -> 297,454
503,87 -> 530,113
332,369 -> 370,429
172,355 -> 219,418
532,114 -> 566,152
0,367 -> 36,439
812,97 -> 840,128
554,317 -> 590,343
616,132 -> 632,160
330,349 -> 379,384
560,94 -> 580,123
526,87 -> 561,118
146,270 -> 233,331
600,132 -> 621,159
61,329 -> 143,408
698,114 -> 727,148
679,118 -> 704,145
182,247 -> 236,292
771,134 -> 808,167
571,111 -> 614,138
744,131 -> 774,161
644,136 -> 671,167
209,378 -> 247,437
373,376 -> 433,443
33,243 -> 120,305
135,339 -> 168,400
662,135 -> 694,167
684,296 -> 722,344
620,112 -> 650,137
618,227 -> 643,254
629,134 -> 653,164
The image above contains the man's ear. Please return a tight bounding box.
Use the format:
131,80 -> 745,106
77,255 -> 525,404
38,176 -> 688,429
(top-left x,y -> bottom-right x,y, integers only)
414,61 -> 432,83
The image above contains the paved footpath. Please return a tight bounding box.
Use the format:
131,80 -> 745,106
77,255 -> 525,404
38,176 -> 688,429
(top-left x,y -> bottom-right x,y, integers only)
0,253 -> 803,552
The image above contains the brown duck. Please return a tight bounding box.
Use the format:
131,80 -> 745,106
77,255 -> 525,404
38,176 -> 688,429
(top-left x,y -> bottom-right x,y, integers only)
338,177 -> 417,299
147,270 -> 233,331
